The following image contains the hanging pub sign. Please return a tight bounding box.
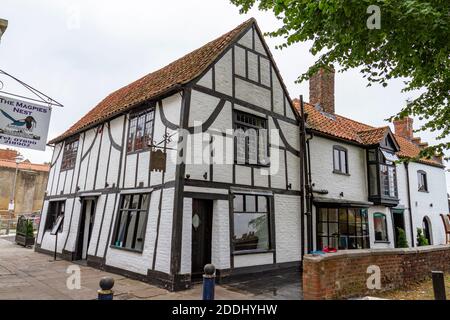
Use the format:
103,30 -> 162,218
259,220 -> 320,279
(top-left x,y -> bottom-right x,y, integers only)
150,149 -> 167,172
0,95 -> 51,151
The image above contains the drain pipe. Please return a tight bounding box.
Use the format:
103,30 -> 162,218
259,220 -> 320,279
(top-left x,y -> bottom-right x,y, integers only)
306,132 -> 314,252
299,95 -> 307,258
404,162 -> 415,247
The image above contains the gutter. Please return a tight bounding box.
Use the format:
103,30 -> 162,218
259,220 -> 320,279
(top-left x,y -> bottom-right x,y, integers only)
404,162 -> 415,247
299,96 -> 307,258
306,131 -> 314,252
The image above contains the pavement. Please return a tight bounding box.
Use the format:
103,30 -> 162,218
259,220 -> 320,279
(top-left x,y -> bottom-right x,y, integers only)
0,238 -> 302,300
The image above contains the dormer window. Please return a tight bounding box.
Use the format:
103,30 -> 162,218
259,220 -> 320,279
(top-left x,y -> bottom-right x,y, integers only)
367,148 -> 399,206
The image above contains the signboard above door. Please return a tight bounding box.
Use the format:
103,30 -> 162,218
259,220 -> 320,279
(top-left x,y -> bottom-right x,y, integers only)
0,95 -> 52,151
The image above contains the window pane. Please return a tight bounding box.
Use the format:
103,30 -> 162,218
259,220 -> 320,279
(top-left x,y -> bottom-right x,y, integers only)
122,195 -> 131,210
124,211 -> 137,249
374,213 -> 388,241
140,194 -> 150,210
369,164 -> 379,196
235,129 -> 246,164
329,209 -> 338,222
348,209 -> 356,224
130,195 -> 140,210
234,195 -> 244,212
245,195 -> 256,212
247,129 -> 258,164
380,165 -> 390,196
329,222 -> 338,236
258,130 -> 269,165
257,196 -> 267,212
340,150 -> 347,173
388,166 -> 397,197
333,149 -> 340,171
233,213 -> 269,251
134,212 -> 147,251
114,211 -> 128,247
319,208 -> 328,222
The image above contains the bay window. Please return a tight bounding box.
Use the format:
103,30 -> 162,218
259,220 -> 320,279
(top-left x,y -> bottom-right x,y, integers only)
367,148 -> 399,206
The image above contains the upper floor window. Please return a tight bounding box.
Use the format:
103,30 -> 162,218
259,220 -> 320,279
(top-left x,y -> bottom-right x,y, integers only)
367,148 -> 399,205
232,194 -> 271,252
417,170 -> 428,192
333,146 -> 348,174
127,106 -> 155,153
233,111 -> 269,166
374,213 -> 389,242
61,138 -> 79,171
45,201 -> 65,232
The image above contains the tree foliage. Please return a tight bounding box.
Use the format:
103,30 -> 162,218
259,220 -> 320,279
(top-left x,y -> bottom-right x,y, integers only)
230,0 -> 450,159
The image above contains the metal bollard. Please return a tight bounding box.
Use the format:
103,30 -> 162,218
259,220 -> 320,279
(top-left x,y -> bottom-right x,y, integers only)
202,264 -> 216,300
432,271 -> 446,300
98,277 -> 115,300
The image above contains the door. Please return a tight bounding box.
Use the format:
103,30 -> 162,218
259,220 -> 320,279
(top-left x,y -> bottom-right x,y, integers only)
191,199 -> 213,279
392,209 -> 405,248
75,199 -> 96,260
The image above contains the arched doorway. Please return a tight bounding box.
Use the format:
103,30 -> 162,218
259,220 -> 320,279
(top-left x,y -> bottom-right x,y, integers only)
422,216 -> 432,245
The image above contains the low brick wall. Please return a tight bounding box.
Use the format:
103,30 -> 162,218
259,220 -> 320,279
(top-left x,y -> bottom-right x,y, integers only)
302,245 -> 450,299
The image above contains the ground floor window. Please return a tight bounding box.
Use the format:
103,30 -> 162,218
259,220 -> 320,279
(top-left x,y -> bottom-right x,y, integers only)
232,194 -> 271,252
45,201 -> 65,232
112,193 -> 150,252
374,212 -> 389,242
317,207 -> 369,250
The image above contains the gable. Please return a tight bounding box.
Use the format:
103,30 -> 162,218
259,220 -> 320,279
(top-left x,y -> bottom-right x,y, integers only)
194,22 -> 298,120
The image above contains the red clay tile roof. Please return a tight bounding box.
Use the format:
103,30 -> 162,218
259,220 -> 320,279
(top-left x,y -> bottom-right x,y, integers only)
50,18 -> 256,144
357,127 -> 390,145
294,99 -> 443,167
0,159 -> 49,172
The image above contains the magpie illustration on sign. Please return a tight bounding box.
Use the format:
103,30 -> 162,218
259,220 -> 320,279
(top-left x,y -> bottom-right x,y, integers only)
0,95 -> 51,151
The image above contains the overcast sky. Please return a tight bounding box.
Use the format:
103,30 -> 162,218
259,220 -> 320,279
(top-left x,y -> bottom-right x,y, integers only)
0,0 -> 448,192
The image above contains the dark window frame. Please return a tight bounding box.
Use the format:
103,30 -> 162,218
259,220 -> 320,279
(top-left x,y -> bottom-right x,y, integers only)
373,212 -> 389,242
61,137 -> 79,171
333,145 -> 349,175
127,104 -> 155,154
417,170 -> 428,192
231,193 -> 273,254
233,110 -> 270,167
45,201 -> 65,232
111,193 -> 151,253
367,148 -> 399,204
316,207 -> 370,250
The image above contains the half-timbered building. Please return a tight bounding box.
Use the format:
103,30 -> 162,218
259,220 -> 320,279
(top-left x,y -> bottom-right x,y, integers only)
36,18 -> 303,290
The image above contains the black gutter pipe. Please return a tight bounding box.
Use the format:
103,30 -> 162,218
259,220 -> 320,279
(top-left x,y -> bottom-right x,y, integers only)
306,131 -> 314,252
404,162 -> 415,247
299,95 -> 307,257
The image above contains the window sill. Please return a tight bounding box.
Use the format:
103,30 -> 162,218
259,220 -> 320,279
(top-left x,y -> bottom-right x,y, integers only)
110,245 -> 143,254
234,162 -> 271,169
374,241 -> 390,244
232,249 -> 274,256
333,170 -> 350,176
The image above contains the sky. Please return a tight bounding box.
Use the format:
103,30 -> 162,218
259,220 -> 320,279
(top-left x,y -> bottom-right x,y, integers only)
0,0 -> 448,192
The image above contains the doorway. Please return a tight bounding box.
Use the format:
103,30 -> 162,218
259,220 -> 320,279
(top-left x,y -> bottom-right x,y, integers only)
191,199 -> 213,280
392,209 -> 406,248
422,216 -> 432,245
75,198 -> 96,261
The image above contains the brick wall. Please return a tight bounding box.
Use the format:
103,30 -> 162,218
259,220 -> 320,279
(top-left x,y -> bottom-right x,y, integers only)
303,245 -> 450,299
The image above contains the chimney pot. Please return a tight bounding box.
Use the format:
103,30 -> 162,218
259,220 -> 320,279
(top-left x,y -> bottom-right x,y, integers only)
309,67 -> 335,114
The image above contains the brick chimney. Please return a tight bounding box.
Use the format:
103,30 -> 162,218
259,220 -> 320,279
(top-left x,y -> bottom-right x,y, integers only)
309,67 -> 335,114
393,117 -> 414,140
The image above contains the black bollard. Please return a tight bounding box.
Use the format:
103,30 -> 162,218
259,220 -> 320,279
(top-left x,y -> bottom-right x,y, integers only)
202,264 -> 216,300
432,271 -> 446,300
98,277 -> 115,300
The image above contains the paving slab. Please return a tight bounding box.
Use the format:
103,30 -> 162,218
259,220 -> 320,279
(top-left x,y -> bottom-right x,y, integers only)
0,239 -> 302,300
